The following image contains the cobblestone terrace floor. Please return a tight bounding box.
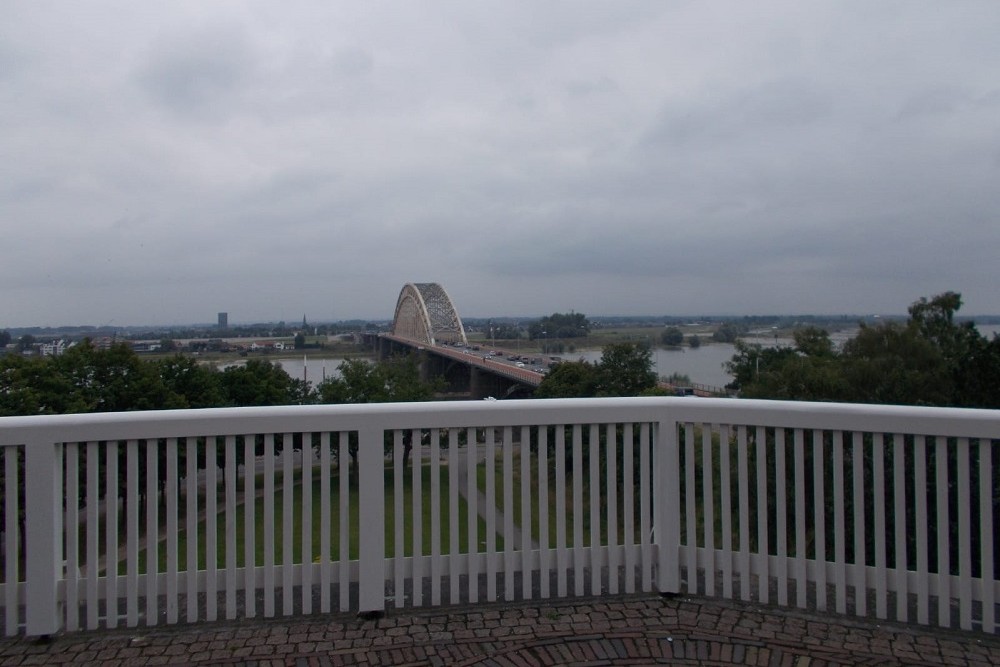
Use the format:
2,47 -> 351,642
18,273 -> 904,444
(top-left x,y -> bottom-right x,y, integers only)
1,593 -> 999,666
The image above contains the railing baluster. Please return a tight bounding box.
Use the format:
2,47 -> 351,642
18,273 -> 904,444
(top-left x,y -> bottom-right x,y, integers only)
263,434 -> 275,617
224,436 -> 237,619
430,428 -> 441,606
737,425 -> 750,602
775,428 -> 788,606
205,436 -> 218,622
520,425 -> 532,600
3,445 -> 15,636
812,430 -> 826,612
794,429 -> 806,609
851,431 -> 865,617
684,423 -> 696,593
448,429 -> 460,604
873,433 -> 887,619
957,437 -> 972,630
756,426 -> 768,604
86,441 -> 99,629
639,422 -> 651,592
935,435 -> 950,627
185,437 -> 198,623
64,443 -> 79,633
165,438 -> 178,625
393,430 -> 404,608
702,425 -> 715,598
606,423 -> 618,596
538,425 -> 550,598
338,432 -> 349,611
572,424 -> 584,596
281,433 -> 293,615
145,439 -> 158,627
914,435 -> 929,624
719,425 -> 732,599
126,439 -> 139,627
319,432 -> 331,614
555,425 -> 567,597
466,427 -> 479,604
832,431 -> 846,615
892,433 -> 907,622
411,429 -> 423,607
623,424 -> 635,595
486,427 -> 497,601
4,447 -> 22,635
979,438 -> 995,633
588,424 -> 600,596
243,435 -> 256,618
301,433 -> 312,615
503,425 -> 514,601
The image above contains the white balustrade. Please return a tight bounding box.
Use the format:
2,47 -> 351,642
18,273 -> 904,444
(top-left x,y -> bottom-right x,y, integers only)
0,398 -> 997,637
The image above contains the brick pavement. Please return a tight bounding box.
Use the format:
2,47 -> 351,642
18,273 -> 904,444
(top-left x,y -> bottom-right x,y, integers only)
1,593 -> 998,666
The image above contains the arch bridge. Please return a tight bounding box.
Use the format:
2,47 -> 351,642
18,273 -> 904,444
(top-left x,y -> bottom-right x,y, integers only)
365,282 -> 539,398
391,282 -> 468,346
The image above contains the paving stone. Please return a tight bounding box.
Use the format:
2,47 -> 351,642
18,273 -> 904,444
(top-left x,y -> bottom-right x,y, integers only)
3,593 -> 1000,665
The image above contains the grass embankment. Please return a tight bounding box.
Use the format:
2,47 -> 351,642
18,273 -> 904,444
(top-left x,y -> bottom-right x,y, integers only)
134,464 -> 487,573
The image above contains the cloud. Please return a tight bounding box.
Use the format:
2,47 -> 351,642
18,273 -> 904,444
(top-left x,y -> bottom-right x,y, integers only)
1,1 -> 1000,326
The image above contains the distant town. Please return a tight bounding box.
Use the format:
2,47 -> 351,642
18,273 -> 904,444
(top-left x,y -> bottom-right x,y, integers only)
2,310 -> 998,360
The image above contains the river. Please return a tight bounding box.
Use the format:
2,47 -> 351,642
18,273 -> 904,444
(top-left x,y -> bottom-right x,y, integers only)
243,324 -> 1000,392
219,357 -> 357,384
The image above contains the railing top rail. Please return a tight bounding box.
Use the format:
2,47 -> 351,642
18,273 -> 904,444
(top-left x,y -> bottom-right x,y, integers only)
1,397 -> 997,445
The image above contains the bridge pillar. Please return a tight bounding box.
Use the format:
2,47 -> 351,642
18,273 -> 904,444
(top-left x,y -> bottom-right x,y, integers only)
470,366 -> 481,398
417,350 -> 430,384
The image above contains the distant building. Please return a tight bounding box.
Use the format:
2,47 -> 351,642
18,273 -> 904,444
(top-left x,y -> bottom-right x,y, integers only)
39,339 -> 68,356
218,312 -> 228,328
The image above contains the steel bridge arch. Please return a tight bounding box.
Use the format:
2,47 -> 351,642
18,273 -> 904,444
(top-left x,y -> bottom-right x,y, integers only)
391,282 -> 468,346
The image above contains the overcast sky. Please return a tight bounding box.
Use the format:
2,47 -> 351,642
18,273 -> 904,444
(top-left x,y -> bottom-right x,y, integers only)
2,2 -> 999,327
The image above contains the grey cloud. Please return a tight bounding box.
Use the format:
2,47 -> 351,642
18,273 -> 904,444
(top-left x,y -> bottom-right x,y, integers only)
641,78 -> 833,150
3,1 -> 1000,325
137,24 -> 257,119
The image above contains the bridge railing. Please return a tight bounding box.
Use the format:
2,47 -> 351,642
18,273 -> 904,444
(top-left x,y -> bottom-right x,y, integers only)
0,398 -> 998,636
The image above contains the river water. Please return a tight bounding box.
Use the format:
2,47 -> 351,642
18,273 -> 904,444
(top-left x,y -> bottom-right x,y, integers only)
247,324 -> 1000,392
566,345 -> 737,389
219,357 -> 355,384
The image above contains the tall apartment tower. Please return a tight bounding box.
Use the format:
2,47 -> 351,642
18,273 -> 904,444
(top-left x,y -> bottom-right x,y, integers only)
218,312 -> 228,328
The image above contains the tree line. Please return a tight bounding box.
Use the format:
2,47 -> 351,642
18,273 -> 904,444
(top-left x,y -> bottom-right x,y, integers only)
726,292 -> 1000,409
0,343 -> 441,417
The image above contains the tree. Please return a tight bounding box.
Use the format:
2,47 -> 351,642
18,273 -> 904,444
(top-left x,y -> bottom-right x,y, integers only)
661,327 -> 684,346
534,361 -> 599,398
220,359 -> 310,406
0,354 -> 76,415
528,312 -> 590,340
156,355 -> 226,408
316,355 -> 444,466
16,334 -> 36,353
53,340 -> 181,412
294,332 -> 306,350
316,355 -> 441,404
0,330 -> 10,348
597,343 -> 658,396
688,335 -> 701,349
712,323 -> 741,343
726,292 -> 1000,408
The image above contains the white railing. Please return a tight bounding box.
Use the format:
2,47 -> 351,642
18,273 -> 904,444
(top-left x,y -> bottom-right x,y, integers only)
0,398 -> 997,637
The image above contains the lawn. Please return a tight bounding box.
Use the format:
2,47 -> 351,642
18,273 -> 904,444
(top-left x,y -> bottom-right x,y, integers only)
132,462 -> 487,573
